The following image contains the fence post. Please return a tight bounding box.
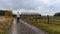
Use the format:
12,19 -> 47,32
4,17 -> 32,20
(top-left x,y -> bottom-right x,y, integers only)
47,15 -> 49,24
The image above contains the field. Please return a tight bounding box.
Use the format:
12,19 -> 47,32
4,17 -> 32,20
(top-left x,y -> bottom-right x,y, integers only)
21,16 -> 60,34
0,16 -> 13,34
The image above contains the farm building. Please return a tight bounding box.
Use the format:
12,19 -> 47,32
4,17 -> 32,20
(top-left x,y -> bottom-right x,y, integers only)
0,10 -> 13,16
20,12 -> 41,19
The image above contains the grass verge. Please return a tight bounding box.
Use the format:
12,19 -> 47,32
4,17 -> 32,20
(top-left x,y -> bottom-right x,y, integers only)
0,16 -> 13,34
22,18 -> 60,34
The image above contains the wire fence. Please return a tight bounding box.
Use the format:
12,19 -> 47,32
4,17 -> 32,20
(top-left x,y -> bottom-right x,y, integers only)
21,16 -> 60,25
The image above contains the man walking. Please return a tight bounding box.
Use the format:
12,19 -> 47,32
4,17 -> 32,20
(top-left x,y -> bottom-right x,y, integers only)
17,12 -> 20,23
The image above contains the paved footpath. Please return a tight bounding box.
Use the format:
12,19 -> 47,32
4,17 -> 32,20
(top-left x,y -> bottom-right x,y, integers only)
8,19 -> 48,34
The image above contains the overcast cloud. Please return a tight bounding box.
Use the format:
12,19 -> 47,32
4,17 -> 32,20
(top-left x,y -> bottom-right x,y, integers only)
0,0 -> 60,15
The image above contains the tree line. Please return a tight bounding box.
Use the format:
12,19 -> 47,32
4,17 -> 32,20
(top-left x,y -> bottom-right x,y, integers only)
0,10 -> 60,17
0,10 -> 12,16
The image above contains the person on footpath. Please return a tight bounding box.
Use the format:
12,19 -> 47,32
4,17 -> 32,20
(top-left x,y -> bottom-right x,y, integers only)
17,12 -> 20,23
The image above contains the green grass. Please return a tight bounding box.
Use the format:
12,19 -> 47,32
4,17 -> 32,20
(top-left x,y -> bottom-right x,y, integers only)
21,16 -> 60,34
0,16 -> 13,34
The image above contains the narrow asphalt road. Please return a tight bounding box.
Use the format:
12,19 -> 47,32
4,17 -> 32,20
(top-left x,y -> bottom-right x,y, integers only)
8,19 -> 48,34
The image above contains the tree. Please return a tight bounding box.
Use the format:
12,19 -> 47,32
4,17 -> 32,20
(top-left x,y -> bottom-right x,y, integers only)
13,14 -> 17,17
54,12 -> 60,16
0,10 -> 8,16
5,11 -> 13,16
0,10 -> 13,16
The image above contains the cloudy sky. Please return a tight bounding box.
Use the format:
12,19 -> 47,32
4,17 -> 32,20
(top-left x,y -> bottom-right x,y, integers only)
0,0 -> 60,15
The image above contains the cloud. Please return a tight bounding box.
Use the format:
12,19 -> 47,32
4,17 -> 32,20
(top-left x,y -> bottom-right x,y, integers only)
0,0 -> 39,10
0,0 -> 60,10
0,0 -> 60,15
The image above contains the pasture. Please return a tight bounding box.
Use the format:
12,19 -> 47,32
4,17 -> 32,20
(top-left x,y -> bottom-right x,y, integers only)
21,16 -> 60,34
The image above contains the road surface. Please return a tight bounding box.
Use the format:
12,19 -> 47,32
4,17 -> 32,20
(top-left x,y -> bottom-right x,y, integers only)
8,19 -> 48,34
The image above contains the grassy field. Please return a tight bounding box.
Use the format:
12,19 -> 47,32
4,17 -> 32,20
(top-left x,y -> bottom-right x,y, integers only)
0,16 -> 13,34
21,16 -> 60,34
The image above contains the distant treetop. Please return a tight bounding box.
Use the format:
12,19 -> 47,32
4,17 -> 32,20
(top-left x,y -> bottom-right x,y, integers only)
54,12 -> 60,16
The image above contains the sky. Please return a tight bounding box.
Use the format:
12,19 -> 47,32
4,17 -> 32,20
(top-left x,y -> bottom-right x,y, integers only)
0,0 -> 60,15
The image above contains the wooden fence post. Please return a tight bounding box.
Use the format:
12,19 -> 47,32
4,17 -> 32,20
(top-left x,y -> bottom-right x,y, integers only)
47,15 -> 49,24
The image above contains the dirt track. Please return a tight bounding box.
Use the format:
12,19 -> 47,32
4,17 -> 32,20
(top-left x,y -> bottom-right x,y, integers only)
9,19 -> 48,34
